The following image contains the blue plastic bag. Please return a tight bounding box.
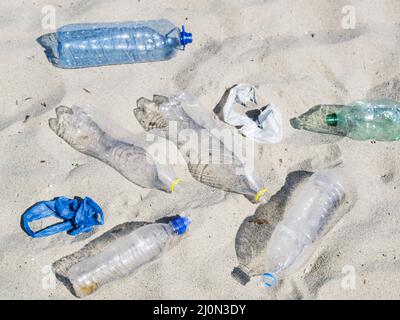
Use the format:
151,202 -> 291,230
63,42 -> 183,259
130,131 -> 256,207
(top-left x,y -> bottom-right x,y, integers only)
21,196 -> 104,238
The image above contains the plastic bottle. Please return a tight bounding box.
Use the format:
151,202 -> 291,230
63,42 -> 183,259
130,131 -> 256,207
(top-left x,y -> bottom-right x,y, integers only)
264,170 -> 345,281
49,105 -> 183,193
68,216 -> 191,297
290,99 -> 400,141
325,100 -> 400,141
134,93 -> 270,203
37,19 -> 192,69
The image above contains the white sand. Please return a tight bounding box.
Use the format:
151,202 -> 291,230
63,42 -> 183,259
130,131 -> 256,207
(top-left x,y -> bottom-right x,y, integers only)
1,0 -> 400,299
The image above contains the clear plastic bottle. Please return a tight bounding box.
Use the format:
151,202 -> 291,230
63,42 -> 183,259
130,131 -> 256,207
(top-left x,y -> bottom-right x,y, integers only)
48,105 -> 182,193
134,93 -> 270,203
265,170 -> 345,280
37,19 -> 192,68
68,216 -> 191,297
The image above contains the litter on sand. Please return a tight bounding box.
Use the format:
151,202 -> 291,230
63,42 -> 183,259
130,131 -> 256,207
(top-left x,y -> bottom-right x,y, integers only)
21,196 -> 104,238
213,84 -> 283,144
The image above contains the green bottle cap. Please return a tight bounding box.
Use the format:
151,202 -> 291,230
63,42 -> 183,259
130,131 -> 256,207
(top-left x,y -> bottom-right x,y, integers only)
326,113 -> 338,126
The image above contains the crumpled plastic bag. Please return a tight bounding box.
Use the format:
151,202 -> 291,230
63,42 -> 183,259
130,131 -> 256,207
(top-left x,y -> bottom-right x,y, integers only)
213,84 -> 283,144
21,196 -> 104,238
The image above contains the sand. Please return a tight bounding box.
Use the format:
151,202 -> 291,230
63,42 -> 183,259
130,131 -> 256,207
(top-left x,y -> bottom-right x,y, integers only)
1,0 -> 400,299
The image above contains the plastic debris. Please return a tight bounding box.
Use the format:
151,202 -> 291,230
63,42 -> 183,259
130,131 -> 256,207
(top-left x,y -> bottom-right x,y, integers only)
37,19 -> 192,69
67,216 -> 191,297
264,170 -> 345,283
134,93 -> 270,203
21,196 -> 104,238
48,105 -> 181,193
213,84 -> 283,144
231,170 -> 312,286
290,99 -> 400,141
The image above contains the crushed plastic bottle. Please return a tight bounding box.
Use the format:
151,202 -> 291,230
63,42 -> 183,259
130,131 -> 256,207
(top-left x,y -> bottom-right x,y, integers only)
67,216 -> 191,297
48,105 -> 182,193
134,93 -> 270,203
37,19 -> 192,69
290,99 -> 400,141
264,170 -> 345,282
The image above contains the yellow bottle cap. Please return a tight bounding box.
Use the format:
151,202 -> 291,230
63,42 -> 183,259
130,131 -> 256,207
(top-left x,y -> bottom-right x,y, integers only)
170,178 -> 183,192
254,188 -> 269,202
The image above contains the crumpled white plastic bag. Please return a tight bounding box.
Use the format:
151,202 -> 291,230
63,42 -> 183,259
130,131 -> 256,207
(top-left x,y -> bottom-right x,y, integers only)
214,83 -> 283,144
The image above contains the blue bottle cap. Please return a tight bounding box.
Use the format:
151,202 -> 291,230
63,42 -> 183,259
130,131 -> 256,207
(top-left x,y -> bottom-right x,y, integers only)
170,216 -> 191,235
180,25 -> 193,48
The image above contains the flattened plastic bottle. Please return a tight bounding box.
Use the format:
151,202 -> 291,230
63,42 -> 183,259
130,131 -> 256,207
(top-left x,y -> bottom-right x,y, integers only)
68,216 -> 191,297
264,170 -> 345,281
37,19 -> 192,68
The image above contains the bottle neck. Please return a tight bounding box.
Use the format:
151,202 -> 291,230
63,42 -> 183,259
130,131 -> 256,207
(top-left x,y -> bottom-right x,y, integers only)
326,113 -> 338,126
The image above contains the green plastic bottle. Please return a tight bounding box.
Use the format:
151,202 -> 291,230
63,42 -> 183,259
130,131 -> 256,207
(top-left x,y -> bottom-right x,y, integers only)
290,99 -> 400,141
325,100 -> 400,140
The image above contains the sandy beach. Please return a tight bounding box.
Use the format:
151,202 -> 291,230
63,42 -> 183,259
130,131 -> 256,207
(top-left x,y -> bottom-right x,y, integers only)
1,0 -> 400,299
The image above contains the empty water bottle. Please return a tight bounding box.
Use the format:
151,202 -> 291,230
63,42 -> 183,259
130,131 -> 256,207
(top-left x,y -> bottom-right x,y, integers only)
134,93 -> 270,203
264,170 -> 345,282
68,216 -> 191,297
37,19 -> 192,68
48,105 -> 182,193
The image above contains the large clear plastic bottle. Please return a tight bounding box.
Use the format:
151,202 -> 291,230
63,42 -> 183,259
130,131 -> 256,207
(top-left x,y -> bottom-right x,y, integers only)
265,170 -> 345,281
68,216 -> 191,297
37,19 -> 192,68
